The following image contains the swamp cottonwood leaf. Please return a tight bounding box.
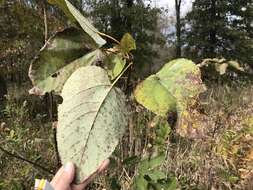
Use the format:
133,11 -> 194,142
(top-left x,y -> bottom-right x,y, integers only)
154,59 -> 206,111
64,0 -> 106,47
134,59 -> 206,116
48,0 -> 75,21
57,66 -> 128,183
105,54 -> 126,80
48,0 -> 106,47
29,27 -> 103,95
134,76 -> 177,116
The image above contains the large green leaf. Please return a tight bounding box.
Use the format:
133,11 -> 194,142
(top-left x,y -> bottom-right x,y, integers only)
134,75 -> 176,116
134,58 -> 206,116
49,0 -> 106,47
48,0 -> 75,21
57,66 -> 128,183
29,27 -> 103,95
134,76 -> 177,116
105,53 -> 126,80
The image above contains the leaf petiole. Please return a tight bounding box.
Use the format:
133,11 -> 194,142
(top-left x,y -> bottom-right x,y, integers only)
99,32 -> 120,44
111,62 -> 133,87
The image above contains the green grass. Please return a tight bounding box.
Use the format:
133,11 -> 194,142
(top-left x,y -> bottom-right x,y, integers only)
0,91 -> 57,190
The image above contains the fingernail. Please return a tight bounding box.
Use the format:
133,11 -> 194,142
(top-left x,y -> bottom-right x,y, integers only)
64,162 -> 72,172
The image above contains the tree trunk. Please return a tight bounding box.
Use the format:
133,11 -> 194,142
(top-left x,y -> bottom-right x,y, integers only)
125,0 -> 133,32
0,75 -> 7,101
43,0 -> 48,43
209,0 -> 217,57
110,0 -> 121,38
124,0 -> 134,95
175,0 -> 182,57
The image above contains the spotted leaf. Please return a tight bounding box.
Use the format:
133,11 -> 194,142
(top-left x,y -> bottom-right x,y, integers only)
134,58 -> 206,116
57,66 -> 128,183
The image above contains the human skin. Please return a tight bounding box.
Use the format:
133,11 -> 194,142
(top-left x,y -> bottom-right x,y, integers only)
50,159 -> 109,190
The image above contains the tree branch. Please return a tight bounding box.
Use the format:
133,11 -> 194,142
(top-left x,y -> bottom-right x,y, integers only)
0,146 -> 54,174
43,0 -> 48,43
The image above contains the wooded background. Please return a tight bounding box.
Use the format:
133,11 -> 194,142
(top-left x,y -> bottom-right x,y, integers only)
0,0 -> 253,189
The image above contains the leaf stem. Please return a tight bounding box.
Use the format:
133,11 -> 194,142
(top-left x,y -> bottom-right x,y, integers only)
0,145 -> 54,174
78,63 -> 132,165
112,62 -> 133,87
99,32 -> 120,44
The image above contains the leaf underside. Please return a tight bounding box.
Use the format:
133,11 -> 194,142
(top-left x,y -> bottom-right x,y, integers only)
57,66 -> 128,183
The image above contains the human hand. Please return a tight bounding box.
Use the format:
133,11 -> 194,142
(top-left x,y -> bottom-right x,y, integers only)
50,159 -> 109,190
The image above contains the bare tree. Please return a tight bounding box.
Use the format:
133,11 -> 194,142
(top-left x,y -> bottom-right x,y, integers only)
175,0 -> 182,57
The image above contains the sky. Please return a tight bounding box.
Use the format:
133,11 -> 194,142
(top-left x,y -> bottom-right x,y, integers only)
151,0 -> 194,17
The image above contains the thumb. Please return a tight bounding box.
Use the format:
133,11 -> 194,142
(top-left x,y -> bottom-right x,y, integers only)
54,162 -> 75,190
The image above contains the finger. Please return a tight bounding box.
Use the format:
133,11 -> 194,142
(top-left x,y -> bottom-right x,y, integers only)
71,172 -> 97,190
72,183 -> 87,190
82,159 -> 110,184
50,166 -> 64,186
53,162 -> 75,190
97,159 -> 110,173
71,169 -> 96,190
72,159 -> 110,190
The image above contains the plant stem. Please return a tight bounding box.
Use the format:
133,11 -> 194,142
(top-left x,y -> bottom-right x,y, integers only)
112,62 -> 133,87
0,146 -> 54,174
53,127 -> 61,168
99,32 -> 120,44
48,93 -> 60,168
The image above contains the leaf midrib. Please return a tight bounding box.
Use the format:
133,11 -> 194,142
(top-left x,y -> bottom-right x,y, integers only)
78,84 -> 114,165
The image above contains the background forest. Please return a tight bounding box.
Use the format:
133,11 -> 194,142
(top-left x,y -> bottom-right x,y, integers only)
0,0 -> 253,189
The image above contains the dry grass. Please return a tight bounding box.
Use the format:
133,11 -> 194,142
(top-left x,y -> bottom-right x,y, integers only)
0,81 -> 252,190
163,82 -> 253,190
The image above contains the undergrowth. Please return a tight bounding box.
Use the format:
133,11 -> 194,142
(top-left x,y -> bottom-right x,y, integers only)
0,80 -> 252,190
